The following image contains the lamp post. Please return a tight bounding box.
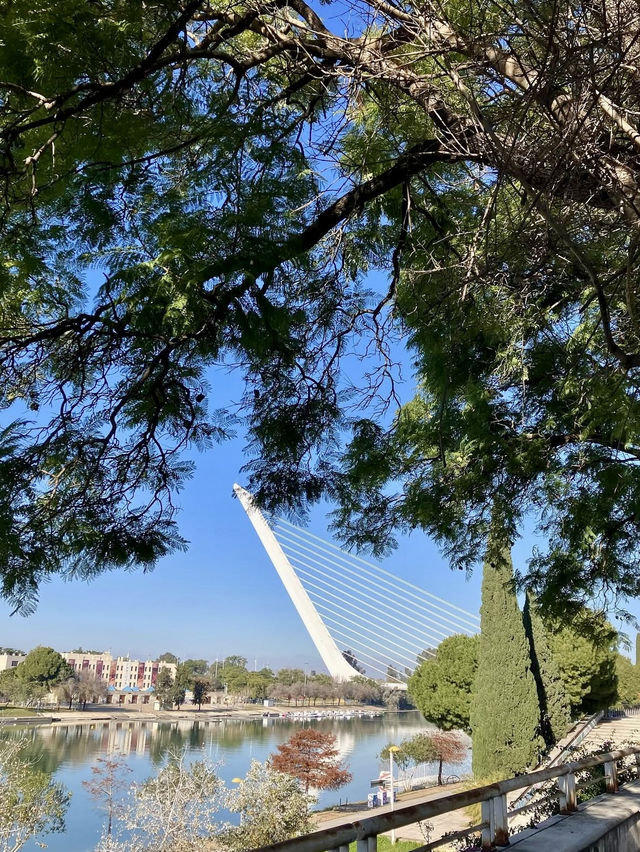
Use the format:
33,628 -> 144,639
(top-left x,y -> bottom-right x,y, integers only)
388,745 -> 400,844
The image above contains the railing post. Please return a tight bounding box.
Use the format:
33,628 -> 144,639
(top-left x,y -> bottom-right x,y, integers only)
481,793 -> 509,848
492,792 -> 509,846
557,771 -> 577,813
356,837 -> 377,852
481,799 -> 492,850
603,759 -> 618,793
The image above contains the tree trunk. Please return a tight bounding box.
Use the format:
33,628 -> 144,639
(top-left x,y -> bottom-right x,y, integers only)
438,758 -> 443,785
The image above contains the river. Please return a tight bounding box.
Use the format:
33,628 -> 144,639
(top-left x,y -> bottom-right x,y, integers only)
8,710 -> 471,851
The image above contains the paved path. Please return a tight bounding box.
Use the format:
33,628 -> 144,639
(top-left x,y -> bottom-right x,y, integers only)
315,783 -> 470,847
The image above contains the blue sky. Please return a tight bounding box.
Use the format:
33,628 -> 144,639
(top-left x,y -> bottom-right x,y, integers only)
0,352 -> 489,671
0,416 -> 485,671
2,350 -> 638,669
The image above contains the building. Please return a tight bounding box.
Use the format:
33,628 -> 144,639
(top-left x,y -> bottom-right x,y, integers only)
0,652 -> 26,671
61,651 -> 177,704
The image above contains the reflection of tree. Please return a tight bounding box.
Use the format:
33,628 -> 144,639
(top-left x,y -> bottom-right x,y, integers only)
0,726 -> 103,775
148,726 -> 193,767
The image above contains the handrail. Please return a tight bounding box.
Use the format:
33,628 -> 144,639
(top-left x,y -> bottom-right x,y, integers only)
511,709 -> 604,808
248,746 -> 640,852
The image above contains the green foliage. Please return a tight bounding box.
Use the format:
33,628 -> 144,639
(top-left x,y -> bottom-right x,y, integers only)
2,0 -> 640,616
523,592 -> 571,747
224,760 -> 315,851
153,667 -> 174,709
171,664 -> 191,709
275,669 -> 306,687
408,634 -> 478,733
158,653 -> 178,665
16,647 -> 72,690
470,533 -> 542,778
246,669 -> 275,700
615,655 -> 640,706
191,678 -> 210,710
546,613 -> 618,715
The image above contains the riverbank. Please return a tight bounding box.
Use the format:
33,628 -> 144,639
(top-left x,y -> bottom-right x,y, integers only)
0,702 -> 388,728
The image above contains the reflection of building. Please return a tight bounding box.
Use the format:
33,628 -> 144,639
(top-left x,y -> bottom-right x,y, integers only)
61,652 -> 177,705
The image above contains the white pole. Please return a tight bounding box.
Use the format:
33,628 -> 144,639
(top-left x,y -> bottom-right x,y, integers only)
390,749 -> 396,844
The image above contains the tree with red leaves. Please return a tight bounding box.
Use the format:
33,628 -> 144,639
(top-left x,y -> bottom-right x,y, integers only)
429,731 -> 467,786
270,730 -> 352,793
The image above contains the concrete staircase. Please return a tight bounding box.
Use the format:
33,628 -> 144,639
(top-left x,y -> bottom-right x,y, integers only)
582,712 -> 640,750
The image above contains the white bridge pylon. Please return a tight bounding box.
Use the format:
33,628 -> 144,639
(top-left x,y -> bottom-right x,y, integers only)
234,484 -> 480,684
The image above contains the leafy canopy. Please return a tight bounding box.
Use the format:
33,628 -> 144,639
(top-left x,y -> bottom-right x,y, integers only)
2,0 -> 640,613
408,634 -> 478,734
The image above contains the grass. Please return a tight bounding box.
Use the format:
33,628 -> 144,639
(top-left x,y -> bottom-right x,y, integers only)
0,707 -> 40,716
349,839 -> 418,852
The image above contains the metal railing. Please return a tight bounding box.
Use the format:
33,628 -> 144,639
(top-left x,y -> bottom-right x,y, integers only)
249,746 -> 640,852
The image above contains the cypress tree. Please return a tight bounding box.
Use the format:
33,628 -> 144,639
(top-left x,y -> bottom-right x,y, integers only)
523,592 -> 571,749
470,531 -> 542,778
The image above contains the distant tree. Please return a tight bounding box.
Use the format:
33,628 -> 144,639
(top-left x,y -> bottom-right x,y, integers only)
523,592 -> 571,748
171,664 -> 191,710
428,731 -> 467,786
348,676 -> 382,705
82,755 -> 132,837
246,670 -> 274,700
380,687 -> 402,710
16,647 -> 73,692
0,736 -> 70,852
275,669 -> 306,687
0,648 -> 25,656
408,634 -> 479,733
222,663 -> 250,696
181,659 -> 208,684
637,634 -> 640,669
224,656 -> 248,669
207,662 -> 224,691
386,665 -> 401,682
0,669 -> 21,704
470,532 -> 542,779
154,668 -> 174,709
224,760 -> 314,850
76,671 -> 108,710
547,613 -> 619,716
69,648 -> 102,655
269,730 -> 352,793
54,677 -> 78,710
158,653 -> 178,665
379,742 -> 415,772
382,731 -> 466,786
191,679 -> 210,710
341,650 -> 365,674
616,655 -> 640,706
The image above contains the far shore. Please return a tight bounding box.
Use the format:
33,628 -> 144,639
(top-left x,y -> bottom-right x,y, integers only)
0,702 -> 397,728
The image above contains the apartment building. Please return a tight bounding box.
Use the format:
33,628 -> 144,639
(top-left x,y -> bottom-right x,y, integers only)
0,653 -> 26,671
62,652 -> 177,690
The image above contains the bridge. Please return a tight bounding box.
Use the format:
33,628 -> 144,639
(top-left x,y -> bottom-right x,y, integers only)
234,484 -> 480,683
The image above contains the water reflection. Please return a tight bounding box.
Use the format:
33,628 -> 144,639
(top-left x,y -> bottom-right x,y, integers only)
7,712 -> 468,852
